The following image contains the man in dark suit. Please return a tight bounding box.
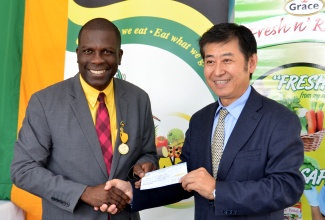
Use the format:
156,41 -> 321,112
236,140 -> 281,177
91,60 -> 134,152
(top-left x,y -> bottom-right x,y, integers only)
11,18 -> 158,220
102,23 -> 305,220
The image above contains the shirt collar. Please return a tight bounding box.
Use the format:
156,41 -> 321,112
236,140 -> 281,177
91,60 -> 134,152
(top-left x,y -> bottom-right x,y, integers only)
79,74 -> 114,108
216,86 -> 251,120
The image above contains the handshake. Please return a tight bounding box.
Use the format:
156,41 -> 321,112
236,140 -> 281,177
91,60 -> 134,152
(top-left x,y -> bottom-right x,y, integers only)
80,162 -> 153,215
87,163 -> 217,215
94,179 -> 133,214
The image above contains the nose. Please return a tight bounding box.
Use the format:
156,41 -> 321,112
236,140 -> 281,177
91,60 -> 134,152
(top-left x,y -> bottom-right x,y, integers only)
211,62 -> 225,77
91,51 -> 105,64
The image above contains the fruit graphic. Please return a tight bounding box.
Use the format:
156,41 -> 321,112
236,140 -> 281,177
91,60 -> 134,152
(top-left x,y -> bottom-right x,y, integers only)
155,136 -> 168,158
168,145 -> 175,157
157,146 -> 168,158
167,128 -> 184,158
156,136 -> 168,147
167,128 -> 184,146
174,145 -> 183,158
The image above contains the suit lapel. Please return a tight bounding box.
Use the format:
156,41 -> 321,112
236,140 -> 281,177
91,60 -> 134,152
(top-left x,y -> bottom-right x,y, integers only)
69,74 -> 109,179
218,88 -> 263,180
109,78 -> 128,178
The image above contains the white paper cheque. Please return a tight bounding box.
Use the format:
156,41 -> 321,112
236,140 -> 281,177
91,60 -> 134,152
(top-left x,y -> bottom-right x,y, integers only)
140,162 -> 188,190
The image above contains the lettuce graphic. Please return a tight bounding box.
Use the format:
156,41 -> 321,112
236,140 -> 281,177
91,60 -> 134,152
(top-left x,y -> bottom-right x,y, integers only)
300,155 -> 320,190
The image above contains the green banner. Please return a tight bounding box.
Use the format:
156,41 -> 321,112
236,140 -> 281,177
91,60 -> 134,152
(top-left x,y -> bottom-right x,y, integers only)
0,0 -> 25,200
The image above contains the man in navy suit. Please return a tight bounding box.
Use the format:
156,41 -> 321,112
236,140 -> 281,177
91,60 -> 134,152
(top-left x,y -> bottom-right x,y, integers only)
102,23 -> 305,220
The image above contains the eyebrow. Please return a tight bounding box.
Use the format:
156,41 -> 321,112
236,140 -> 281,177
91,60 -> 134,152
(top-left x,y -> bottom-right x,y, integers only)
222,52 -> 234,57
205,52 -> 234,59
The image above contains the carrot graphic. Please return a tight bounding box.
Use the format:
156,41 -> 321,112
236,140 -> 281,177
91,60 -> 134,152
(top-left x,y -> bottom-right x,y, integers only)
316,103 -> 324,132
306,102 -> 317,134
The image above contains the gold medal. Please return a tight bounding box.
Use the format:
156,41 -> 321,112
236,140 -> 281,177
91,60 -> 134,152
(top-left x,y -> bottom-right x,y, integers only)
119,121 -> 129,155
118,143 -> 129,155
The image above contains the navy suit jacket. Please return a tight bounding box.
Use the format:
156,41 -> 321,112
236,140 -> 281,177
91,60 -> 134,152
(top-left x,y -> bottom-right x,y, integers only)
131,87 -> 305,220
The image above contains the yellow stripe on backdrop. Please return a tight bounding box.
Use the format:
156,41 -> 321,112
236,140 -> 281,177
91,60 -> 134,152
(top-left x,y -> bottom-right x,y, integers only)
68,0 -> 212,36
11,0 -> 68,219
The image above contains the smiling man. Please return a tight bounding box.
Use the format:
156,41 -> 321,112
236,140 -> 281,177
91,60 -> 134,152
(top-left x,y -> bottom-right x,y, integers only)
102,23 -> 305,220
11,18 -> 158,220
76,18 -> 123,91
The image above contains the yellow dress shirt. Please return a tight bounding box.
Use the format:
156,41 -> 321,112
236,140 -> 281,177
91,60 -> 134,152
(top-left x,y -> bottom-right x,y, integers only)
79,74 -> 117,150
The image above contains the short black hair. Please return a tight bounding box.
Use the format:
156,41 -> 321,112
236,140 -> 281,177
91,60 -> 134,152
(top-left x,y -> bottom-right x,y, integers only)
78,17 -> 121,47
199,23 -> 257,62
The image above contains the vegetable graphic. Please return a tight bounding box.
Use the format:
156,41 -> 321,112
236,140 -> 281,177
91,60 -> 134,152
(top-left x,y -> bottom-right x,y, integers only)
275,97 -> 325,151
306,102 -> 317,134
299,155 -> 319,190
277,96 -> 308,134
316,103 -> 324,132
296,108 -> 308,134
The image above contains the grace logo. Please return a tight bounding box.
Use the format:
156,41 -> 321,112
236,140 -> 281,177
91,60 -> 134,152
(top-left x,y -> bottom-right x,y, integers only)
285,0 -> 324,15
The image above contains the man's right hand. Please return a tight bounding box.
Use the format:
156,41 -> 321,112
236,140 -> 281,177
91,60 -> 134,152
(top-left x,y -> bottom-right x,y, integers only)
99,179 -> 133,213
80,184 -> 130,211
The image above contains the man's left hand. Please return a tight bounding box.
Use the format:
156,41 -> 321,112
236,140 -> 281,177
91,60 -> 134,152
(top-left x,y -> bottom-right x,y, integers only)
133,162 -> 157,188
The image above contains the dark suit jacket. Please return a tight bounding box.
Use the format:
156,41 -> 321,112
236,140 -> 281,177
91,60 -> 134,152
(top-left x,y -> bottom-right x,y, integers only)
131,87 -> 305,220
11,74 -> 158,220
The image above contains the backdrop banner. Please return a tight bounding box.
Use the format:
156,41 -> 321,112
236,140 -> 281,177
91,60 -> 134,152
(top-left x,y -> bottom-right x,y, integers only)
64,0 -> 229,219
235,0 -> 325,219
2,0 -> 230,219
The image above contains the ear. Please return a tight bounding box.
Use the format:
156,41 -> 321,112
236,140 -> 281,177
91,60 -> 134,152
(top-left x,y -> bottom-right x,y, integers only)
118,49 -> 123,65
248,53 -> 258,73
76,48 -> 79,63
